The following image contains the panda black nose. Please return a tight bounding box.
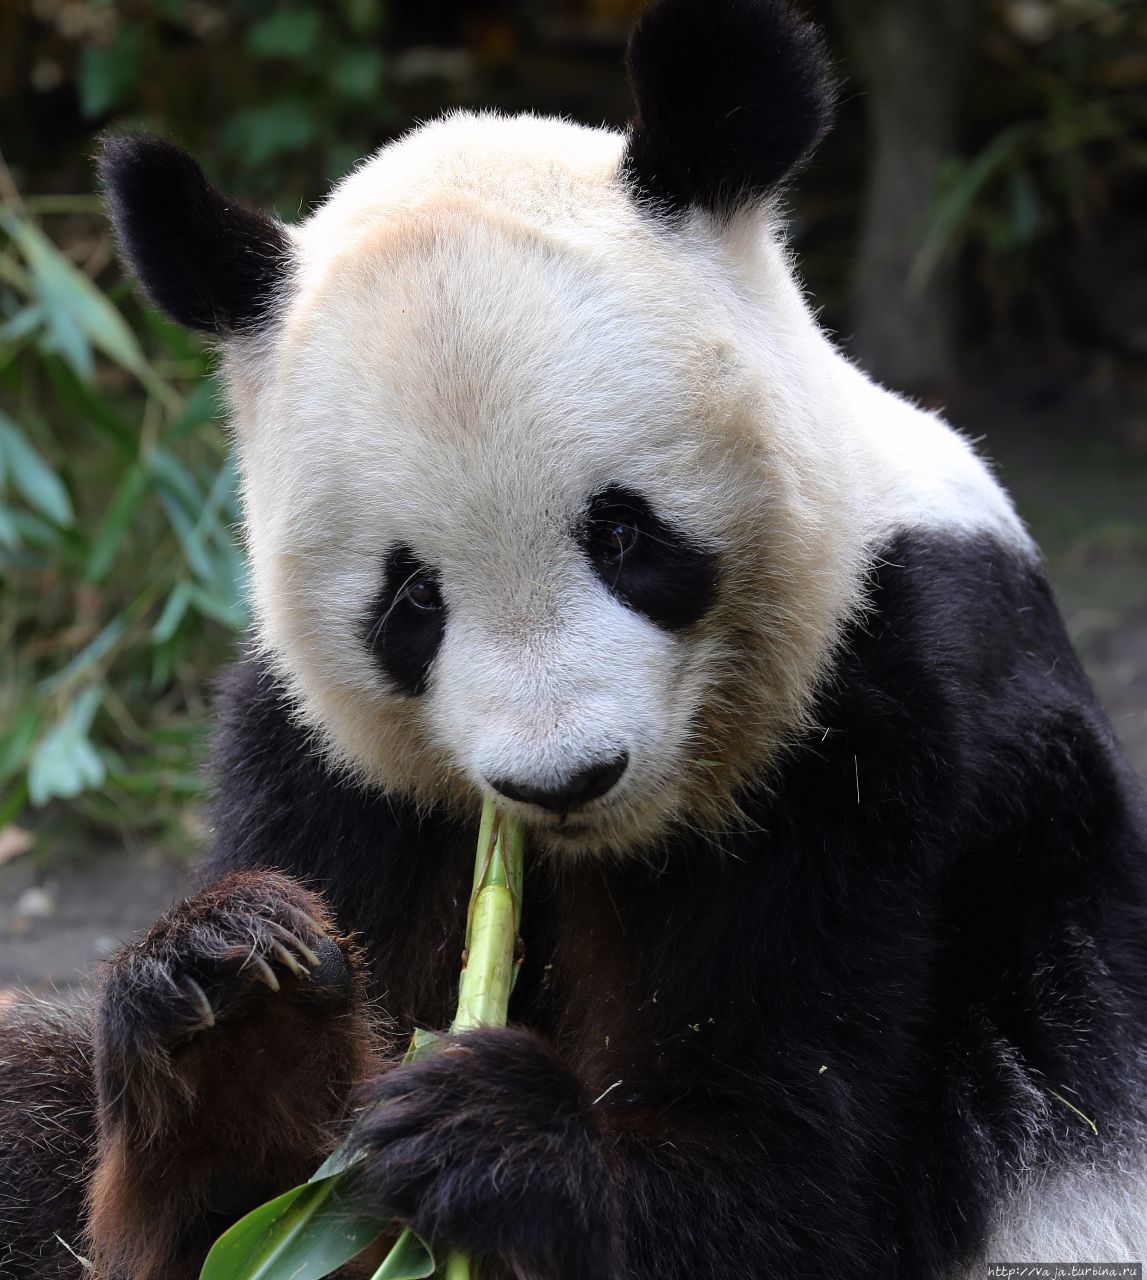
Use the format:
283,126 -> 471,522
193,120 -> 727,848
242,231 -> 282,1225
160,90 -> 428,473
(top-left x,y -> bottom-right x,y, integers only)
487,753 -> 629,814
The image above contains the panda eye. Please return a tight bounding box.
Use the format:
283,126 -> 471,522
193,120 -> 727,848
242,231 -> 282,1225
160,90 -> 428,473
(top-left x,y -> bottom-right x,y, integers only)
580,485 -> 718,631
591,519 -> 639,562
401,576 -> 442,610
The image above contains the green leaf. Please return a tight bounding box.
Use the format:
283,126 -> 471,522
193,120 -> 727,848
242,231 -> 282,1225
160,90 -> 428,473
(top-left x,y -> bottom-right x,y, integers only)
371,1228 -> 434,1280
330,48 -> 385,100
27,690 -> 106,806
0,410 -> 73,525
169,375 -> 221,438
910,124 -> 1034,294
248,9 -> 323,59
40,618 -> 127,694
38,305 -> 93,381
0,303 -> 44,344
407,1027 -> 443,1061
0,704 -> 42,782
0,777 -> 29,828
0,503 -> 19,548
198,1175 -> 387,1280
223,102 -> 320,167
152,580 -> 193,644
78,26 -> 144,118
86,462 -> 150,582
1,214 -> 150,381
148,446 -> 203,516
40,356 -> 137,453
189,583 -> 246,632
8,507 -> 66,550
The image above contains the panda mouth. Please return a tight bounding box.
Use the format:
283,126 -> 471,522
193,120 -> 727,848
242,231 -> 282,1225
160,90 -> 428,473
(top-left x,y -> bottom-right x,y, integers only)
523,810 -> 598,836
553,814 -> 596,835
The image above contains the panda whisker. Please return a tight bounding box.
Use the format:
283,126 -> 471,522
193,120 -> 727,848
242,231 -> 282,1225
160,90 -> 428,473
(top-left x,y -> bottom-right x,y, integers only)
364,569 -> 424,650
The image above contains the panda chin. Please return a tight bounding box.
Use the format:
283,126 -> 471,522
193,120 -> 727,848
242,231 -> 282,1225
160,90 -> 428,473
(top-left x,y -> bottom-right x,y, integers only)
513,812 -> 615,857
516,804 -> 670,860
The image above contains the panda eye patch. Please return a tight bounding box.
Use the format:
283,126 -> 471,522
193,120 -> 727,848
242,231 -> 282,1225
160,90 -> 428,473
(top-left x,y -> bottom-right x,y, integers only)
580,486 -> 718,632
361,545 -> 447,696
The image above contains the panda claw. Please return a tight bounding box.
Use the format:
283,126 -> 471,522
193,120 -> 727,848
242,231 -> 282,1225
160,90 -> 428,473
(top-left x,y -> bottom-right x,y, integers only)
267,918 -> 322,969
271,940 -> 309,979
248,955 -> 281,992
297,914 -> 327,956
183,976 -> 216,1029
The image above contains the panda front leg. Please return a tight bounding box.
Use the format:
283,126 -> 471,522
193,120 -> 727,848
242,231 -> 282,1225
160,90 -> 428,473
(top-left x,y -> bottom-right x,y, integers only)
345,1026 -> 866,1280
346,1026 -> 614,1280
87,869 -> 378,1280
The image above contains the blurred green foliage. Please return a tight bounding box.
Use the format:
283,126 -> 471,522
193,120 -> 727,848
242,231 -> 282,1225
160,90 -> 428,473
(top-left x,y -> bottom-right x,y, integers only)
9,0 -> 396,202
914,0 -> 1147,309
0,194 -> 241,831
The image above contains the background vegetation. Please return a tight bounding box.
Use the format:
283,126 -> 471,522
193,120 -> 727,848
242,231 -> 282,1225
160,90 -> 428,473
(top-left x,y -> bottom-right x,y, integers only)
1,0 -> 1145,858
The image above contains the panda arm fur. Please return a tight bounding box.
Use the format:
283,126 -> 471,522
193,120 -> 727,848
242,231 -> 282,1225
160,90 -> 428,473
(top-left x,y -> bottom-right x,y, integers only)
0,1000 -> 95,1279
81,870 -> 377,1280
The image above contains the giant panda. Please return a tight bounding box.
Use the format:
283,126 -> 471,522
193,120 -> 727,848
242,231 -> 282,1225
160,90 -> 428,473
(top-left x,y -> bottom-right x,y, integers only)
2,0 -> 1146,1277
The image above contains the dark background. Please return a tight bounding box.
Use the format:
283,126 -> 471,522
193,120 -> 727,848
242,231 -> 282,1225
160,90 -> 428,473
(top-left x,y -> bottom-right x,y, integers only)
1,0 -> 1145,994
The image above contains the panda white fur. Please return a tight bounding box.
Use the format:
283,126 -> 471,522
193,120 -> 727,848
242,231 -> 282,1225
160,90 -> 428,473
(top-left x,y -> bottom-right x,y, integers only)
1,1 -> 1145,1277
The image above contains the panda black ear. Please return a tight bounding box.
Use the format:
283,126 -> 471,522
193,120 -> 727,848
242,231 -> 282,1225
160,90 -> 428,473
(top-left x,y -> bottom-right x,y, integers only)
620,0 -> 835,218
97,134 -> 292,335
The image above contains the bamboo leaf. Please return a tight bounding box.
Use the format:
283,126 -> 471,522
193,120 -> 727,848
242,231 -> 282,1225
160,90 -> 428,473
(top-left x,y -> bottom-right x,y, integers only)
909,123 -> 1034,294
1,214 -> 149,380
38,304 -> 93,380
189,583 -> 247,632
169,375 -> 222,438
78,26 -> 143,118
0,504 -> 19,548
152,580 -> 193,644
199,1176 -> 388,1280
40,618 -> 127,694
0,410 -> 73,525
0,303 -> 44,344
0,705 -> 42,782
27,690 -> 106,805
369,1228 -> 434,1280
86,463 -> 150,583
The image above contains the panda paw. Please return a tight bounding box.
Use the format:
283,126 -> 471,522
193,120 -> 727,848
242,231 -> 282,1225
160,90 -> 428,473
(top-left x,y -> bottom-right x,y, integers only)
94,869 -> 360,1129
350,1026 -> 613,1280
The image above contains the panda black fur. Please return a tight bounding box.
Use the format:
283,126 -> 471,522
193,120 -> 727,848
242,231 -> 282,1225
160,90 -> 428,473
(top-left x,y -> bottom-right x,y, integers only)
3,1 -> 1147,1277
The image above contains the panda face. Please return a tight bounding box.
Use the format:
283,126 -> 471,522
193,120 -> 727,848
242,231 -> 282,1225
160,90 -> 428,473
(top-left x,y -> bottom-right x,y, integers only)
357,482 -> 719,851
234,207 -> 742,854
218,118 -> 871,856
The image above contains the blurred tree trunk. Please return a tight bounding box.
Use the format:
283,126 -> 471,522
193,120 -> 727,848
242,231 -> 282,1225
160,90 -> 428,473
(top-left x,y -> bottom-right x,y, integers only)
831,0 -> 979,394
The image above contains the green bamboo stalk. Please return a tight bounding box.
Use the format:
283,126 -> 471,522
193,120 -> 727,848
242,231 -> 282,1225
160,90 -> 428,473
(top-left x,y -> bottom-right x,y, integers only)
378,799 -> 525,1280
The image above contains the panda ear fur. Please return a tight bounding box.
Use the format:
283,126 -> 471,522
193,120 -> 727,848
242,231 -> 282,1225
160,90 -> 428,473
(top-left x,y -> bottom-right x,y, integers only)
97,134 -> 292,335
620,0 -> 836,218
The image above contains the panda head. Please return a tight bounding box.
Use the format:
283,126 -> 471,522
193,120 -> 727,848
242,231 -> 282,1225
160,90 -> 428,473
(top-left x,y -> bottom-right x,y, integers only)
100,0 -> 864,857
